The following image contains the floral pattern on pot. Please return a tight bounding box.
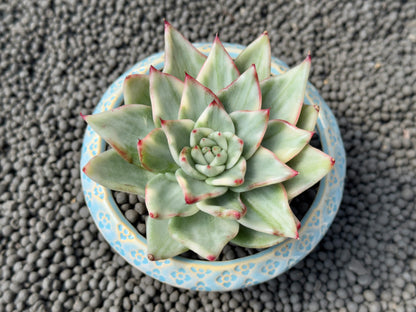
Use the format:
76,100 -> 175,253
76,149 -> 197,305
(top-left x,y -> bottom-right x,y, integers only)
80,43 -> 346,291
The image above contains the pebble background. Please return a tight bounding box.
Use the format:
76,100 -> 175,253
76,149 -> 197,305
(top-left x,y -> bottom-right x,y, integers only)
1,0 -> 415,311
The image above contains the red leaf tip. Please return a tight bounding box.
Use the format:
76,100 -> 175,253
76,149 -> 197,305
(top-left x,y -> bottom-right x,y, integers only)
185,195 -> 198,204
297,222 -> 302,230
148,254 -> 155,261
80,112 -> 87,121
164,20 -> 171,28
207,255 -> 216,261
306,51 -> 312,62
160,118 -> 166,125
330,158 -> 336,166
209,100 -> 220,107
234,179 -> 243,186
82,166 -> 87,173
149,212 -> 158,218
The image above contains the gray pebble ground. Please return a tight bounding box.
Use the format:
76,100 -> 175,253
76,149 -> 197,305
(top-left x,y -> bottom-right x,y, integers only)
1,0 -> 416,311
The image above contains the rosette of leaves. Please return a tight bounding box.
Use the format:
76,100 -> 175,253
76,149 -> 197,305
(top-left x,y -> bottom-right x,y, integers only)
82,22 -> 335,261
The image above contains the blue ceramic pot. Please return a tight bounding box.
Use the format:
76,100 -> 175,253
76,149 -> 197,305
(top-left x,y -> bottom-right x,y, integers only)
80,43 -> 346,291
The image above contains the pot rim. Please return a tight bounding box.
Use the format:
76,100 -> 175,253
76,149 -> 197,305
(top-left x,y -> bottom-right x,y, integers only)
80,42 -> 346,291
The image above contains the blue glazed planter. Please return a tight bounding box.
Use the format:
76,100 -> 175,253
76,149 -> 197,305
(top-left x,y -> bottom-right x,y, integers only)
80,43 -> 346,291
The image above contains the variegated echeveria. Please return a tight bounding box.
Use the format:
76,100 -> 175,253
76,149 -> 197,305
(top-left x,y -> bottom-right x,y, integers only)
82,21 -> 335,261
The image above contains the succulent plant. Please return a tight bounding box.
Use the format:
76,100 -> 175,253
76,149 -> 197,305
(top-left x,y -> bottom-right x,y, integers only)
82,21 -> 335,261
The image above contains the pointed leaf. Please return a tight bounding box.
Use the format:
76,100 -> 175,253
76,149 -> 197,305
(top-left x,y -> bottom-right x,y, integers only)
123,74 -> 151,106
284,145 -> 335,199
169,211 -> 239,260
149,66 -> 184,127
145,173 -> 199,219
196,36 -> 240,93
232,146 -> 298,192
235,31 -> 271,81
230,109 -> 269,159
138,128 -> 178,173
163,21 -> 207,80
261,54 -> 311,123
239,184 -> 298,238
206,157 -> 246,187
83,150 -> 154,196
195,164 -> 225,177
196,191 -> 246,220
195,101 -> 235,133
175,169 -> 227,204
178,74 -> 220,121
190,128 -> 213,146
224,133 -> 244,169
82,104 -> 154,166
231,224 -> 287,248
262,119 -> 314,163
217,65 -> 261,112
147,218 -> 188,261
161,119 -> 194,165
297,104 -> 320,131
179,147 -> 206,180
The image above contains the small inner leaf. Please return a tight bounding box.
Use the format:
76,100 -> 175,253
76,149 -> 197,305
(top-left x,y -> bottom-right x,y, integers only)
194,101 -> 235,133
175,169 -> 228,204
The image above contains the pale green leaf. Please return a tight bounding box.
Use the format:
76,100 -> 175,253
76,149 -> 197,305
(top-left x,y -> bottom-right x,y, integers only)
194,101 -> 235,133
235,31 -> 271,81
123,74 -> 151,106
145,173 -> 199,219
217,65 -> 261,112
224,133 -> 244,169
296,104 -> 320,131
196,36 -> 240,93
232,146 -> 298,192
163,21 -> 207,80
146,218 -> 188,261
178,147 -> 206,180
161,119 -> 194,165
230,109 -> 269,159
169,211 -> 239,260
178,74 -> 220,121
239,183 -> 298,238
82,104 -> 154,166
261,55 -> 311,123
196,191 -> 246,220
231,224 -> 287,248
206,157 -> 246,187
138,128 -> 178,173
149,66 -> 184,127
175,169 -> 228,204
262,119 -> 313,163
284,145 -> 335,199
83,150 -> 154,196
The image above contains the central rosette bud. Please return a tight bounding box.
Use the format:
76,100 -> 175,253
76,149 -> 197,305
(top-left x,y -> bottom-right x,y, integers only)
190,129 -> 228,177
177,126 -> 246,183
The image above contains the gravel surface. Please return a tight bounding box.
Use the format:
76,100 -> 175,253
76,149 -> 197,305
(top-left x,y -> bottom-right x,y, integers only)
1,1 -> 415,311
